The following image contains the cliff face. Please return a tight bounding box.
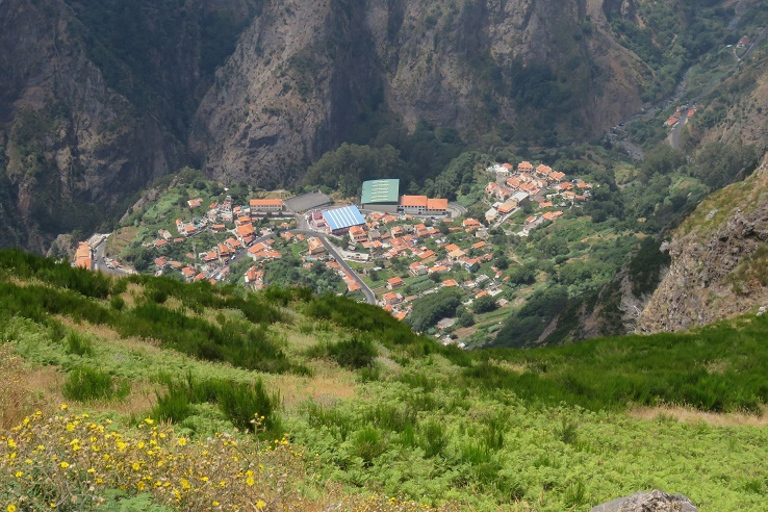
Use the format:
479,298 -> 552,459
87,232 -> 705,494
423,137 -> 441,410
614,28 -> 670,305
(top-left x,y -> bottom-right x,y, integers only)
0,0 -> 711,249
637,153 -> 768,333
192,0 -> 649,183
0,0 -> 257,250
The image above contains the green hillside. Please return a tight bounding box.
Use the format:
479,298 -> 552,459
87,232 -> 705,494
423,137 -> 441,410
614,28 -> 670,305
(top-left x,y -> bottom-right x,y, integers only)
1,250 -> 768,511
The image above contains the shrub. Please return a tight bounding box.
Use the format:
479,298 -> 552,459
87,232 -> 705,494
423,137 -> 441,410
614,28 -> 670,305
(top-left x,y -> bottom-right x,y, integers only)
350,426 -> 388,466
64,332 -> 94,357
63,366 -> 128,402
326,337 -> 377,369
152,374 -> 281,435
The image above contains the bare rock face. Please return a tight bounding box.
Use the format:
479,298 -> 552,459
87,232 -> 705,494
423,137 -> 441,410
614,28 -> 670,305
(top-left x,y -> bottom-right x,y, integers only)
590,490 -> 698,512
191,0 -> 648,186
0,0 -> 185,250
638,153 -> 768,333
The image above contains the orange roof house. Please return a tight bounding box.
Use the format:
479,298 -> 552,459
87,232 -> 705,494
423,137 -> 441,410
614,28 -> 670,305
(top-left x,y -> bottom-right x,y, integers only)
387,276 -> 405,289
542,211 -> 564,221
549,172 -> 565,182
517,161 -> 533,172
308,237 -> 326,255
249,199 -> 284,211
400,195 -> 428,208
498,201 -> 517,214
383,291 -> 404,305
427,198 -> 448,211
236,223 -> 255,239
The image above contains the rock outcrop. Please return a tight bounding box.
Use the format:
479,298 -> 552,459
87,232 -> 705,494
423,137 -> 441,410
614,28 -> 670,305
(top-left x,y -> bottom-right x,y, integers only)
590,490 -> 698,512
638,152 -> 768,332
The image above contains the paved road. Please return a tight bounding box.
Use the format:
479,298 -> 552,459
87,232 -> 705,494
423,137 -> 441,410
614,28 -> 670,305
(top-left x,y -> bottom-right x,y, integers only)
668,107 -> 693,150
92,237 -> 131,276
447,202 -> 467,219
290,228 -> 377,305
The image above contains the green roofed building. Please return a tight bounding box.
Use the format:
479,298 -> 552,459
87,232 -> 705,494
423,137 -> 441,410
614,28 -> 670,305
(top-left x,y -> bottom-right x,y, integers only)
361,179 -> 400,213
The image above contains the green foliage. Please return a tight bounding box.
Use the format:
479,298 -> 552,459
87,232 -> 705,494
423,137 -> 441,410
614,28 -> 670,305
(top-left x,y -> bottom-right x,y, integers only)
303,143 -> 407,197
63,366 -> 129,402
687,142 -> 758,189
406,288 -> 462,333
494,286 -> 569,348
472,295 -> 498,314
303,294 -> 419,348
264,256 -> 344,297
628,238 -> 671,298
325,337 -> 378,369
424,152 -> 490,201
64,332 -> 95,357
98,490 -> 175,512
0,248 -> 112,299
153,373 -> 281,434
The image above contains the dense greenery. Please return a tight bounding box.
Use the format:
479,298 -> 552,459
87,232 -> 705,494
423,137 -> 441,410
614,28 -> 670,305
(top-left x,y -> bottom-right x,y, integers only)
4,251 -> 768,510
406,288 -> 463,333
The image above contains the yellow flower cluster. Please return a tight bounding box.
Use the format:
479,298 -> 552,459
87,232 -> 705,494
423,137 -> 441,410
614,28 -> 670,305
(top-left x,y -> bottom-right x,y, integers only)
0,411 -> 298,511
0,410 -> 461,511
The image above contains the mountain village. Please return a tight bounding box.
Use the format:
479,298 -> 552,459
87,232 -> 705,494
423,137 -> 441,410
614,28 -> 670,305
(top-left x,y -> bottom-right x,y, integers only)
72,160 -> 593,345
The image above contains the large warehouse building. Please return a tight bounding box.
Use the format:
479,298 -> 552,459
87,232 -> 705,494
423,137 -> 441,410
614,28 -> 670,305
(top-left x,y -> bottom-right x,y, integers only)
322,205 -> 366,235
361,179 -> 400,213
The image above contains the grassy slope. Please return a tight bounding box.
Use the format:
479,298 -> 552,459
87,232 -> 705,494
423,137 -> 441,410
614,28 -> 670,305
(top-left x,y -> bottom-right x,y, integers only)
1,250 -> 768,511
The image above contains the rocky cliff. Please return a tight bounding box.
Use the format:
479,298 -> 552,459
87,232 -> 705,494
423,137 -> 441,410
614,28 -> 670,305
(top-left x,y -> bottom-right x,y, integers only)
0,0 -> 728,249
0,0 -> 259,250
191,0 -> 650,183
637,152 -> 768,332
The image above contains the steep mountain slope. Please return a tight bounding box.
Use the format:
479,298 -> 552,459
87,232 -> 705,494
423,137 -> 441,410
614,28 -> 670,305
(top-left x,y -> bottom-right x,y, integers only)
0,0 -> 751,250
190,0 -> 651,183
637,152 -> 768,332
4,249 -> 768,510
0,0 -> 259,250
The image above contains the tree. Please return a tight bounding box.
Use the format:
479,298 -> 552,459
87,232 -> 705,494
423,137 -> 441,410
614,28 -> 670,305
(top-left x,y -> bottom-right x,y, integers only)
407,288 -> 462,332
473,295 -> 498,314
303,143 -> 407,197
457,310 -> 475,327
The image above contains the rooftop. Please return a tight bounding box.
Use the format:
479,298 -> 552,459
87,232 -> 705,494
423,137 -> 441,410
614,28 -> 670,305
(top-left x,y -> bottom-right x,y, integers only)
322,205 -> 366,231
361,179 -> 400,204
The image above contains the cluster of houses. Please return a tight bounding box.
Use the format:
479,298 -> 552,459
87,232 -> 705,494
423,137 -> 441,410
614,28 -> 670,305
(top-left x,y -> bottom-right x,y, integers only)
664,105 -> 696,128
320,210 -> 510,321
150,196 -> 292,285
484,161 -> 592,224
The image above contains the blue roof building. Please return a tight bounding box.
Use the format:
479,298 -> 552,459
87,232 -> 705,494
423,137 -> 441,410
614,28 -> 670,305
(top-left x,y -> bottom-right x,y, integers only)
322,205 -> 366,234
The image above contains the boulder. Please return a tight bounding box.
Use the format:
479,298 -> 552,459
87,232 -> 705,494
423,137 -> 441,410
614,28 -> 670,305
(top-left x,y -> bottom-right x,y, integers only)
590,490 -> 697,512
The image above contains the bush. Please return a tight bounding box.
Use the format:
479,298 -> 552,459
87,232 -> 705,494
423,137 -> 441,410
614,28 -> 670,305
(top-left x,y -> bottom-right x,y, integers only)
152,374 -> 281,434
63,366 -> 128,402
325,337 -> 378,369
473,295 -> 498,314
64,332 -> 94,357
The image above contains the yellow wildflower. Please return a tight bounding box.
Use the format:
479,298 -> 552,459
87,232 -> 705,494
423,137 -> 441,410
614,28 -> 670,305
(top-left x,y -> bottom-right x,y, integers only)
256,500 -> 266,510
60,462 -> 70,469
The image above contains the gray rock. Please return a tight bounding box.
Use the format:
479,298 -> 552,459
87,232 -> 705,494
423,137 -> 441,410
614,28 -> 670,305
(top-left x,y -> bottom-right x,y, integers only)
590,490 -> 698,512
